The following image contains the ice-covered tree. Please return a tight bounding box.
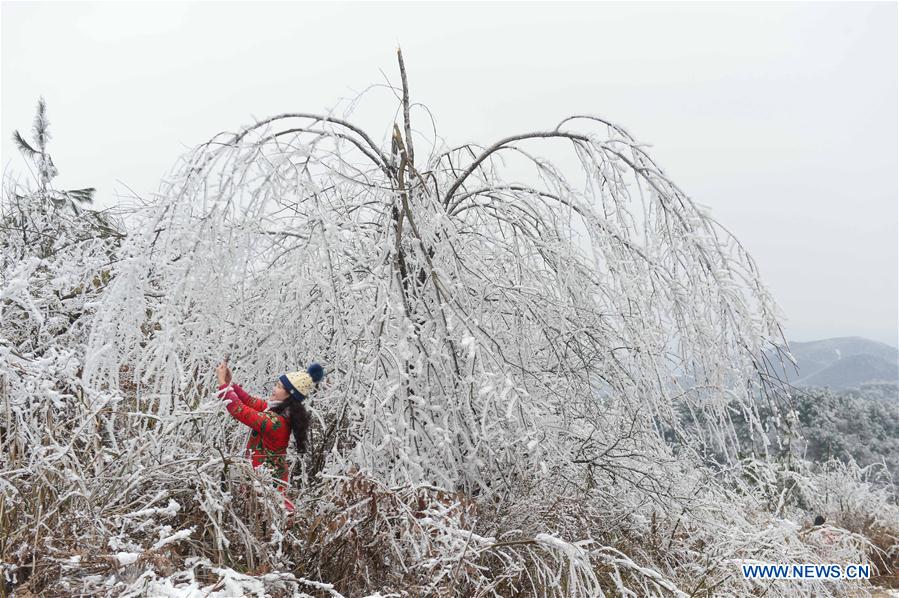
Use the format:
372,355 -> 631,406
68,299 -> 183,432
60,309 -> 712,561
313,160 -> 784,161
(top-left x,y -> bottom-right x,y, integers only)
12,97 -> 96,213
87,48 -> 792,478
81,49 -> 804,590
1,99 -> 127,593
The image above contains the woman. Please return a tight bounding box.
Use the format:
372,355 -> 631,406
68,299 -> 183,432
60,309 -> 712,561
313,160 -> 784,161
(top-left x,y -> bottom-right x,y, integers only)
215,360 -> 324,509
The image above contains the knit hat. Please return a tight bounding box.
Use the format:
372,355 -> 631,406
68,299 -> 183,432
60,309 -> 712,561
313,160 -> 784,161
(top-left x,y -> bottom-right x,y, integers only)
279,363 -> 324,402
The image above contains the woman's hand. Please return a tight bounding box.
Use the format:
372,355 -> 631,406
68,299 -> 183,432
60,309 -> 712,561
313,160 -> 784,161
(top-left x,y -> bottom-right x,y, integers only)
216,361 -> 232,386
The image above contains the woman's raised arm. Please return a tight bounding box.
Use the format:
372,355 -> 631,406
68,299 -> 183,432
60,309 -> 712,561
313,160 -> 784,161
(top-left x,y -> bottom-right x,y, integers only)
230,383 -> 269,411
218,384 -> 283,434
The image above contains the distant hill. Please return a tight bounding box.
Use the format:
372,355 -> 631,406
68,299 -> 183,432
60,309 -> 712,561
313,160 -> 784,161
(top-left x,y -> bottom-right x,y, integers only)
770,337 -> 899,391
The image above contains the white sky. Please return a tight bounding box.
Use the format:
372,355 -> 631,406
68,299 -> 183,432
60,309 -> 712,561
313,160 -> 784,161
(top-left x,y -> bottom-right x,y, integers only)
2,1 -> 897,347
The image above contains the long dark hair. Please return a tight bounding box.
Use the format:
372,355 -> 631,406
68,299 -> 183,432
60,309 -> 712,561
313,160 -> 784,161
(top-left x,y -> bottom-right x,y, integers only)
271,399 -> 310,453
270,363 -> 323,454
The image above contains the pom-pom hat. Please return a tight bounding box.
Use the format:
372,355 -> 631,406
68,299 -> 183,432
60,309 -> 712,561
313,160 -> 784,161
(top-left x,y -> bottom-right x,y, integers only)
280,363 -> 324,402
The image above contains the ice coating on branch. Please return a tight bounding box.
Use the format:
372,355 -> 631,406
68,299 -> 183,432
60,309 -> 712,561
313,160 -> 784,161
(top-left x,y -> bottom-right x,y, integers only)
114,552 -> 140,567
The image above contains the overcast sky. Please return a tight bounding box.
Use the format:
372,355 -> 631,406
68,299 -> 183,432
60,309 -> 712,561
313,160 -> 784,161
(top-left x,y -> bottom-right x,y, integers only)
2,2 -> 897,347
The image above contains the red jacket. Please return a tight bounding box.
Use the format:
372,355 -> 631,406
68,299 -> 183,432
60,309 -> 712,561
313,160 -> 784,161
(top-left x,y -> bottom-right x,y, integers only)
218,383 -> 291,494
